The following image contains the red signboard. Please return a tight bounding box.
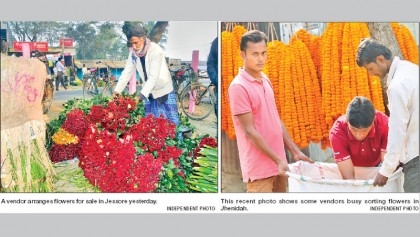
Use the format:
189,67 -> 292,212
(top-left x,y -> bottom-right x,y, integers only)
13,42 -> 49,52
32,42 -> 49,52
59,38 -> 73,47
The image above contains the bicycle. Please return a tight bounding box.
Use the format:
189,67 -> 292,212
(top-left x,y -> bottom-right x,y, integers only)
170,63 -> 216,120
82,62 -> 117,98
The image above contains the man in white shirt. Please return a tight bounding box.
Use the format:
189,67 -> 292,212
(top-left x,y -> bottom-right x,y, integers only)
82,63 -> 89,78
55,57 -> 67,91
356,38 -> 419,192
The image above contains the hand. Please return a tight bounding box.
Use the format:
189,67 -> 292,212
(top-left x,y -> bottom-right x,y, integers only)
293,151 -> 314,163
373,173 -> 388,187
277,160 -> 290,177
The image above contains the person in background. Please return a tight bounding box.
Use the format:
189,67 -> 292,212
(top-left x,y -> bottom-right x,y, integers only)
113,23 -> 180,127
207,37 -> 218,119
228,30 -> 313,193
55,57 -> 67,91
82,64 -> 89,78
356,38 -> 419,192
48,59 -> 54,75
329,96 -> 389,180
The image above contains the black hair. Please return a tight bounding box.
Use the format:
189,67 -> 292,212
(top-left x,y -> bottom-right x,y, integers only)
346,96 -> 376,128
122,22 -> 146,41
356,38 -> 392,67
240,30 -> 268,52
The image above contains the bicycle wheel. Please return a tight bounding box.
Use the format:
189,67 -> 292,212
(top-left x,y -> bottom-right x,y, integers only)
180,82 -> 214,120
83,76 -> 99,98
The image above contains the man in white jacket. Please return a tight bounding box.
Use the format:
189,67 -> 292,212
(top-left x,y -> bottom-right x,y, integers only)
357,38 -> 419,192
113,24 -> 180,126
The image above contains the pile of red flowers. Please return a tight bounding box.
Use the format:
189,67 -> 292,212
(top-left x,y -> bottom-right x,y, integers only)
48,96 -> 187,192
79,114 -> 183,192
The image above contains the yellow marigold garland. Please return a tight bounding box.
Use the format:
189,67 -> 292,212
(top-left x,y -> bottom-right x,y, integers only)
221,22 -> 404,148
52,128 -> 79,145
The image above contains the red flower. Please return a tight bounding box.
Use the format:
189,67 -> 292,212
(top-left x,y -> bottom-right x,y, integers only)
129,115 -> 176,152
192,137 -> 218,160
49,96 -> 187,192
158,146 -> 183,165
128,153 -> 163,192
62,108 -> 88,138
49,143 -> 80,163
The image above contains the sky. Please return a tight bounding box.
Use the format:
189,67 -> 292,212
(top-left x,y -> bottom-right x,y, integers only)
164,21 -> 218,61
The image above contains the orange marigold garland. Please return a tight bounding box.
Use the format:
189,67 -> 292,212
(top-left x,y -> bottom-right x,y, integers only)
400,24 -> 419,65
221,30 -> 235,139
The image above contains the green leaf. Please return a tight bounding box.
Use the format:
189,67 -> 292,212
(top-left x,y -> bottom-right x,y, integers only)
167,170 -> 173,179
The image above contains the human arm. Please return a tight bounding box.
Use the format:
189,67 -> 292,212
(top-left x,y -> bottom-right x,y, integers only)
236,112 -> 290,176
207,38 -> 218,87
376,83 -> 411,183
114,52 -> 136,94
279,119 -> 313,163
336,159 -> 356,180
329,121 -> 355,179
381,151 -> 386,162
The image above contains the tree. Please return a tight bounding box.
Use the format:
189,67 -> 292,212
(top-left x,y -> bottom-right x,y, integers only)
94,22 -> 126,60
65,22 -> 97,59
122,21 -> 169,47
149,21 -> 169,45
8,21 -> 66,44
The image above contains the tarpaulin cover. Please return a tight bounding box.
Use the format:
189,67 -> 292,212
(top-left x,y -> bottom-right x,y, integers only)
287,161 -> 404,192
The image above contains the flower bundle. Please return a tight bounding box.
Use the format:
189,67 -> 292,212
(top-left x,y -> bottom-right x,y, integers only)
221,25 -> 247,140
48,95 -> 214,192
49,108 -> 88,162
77,115 -> 178,193
49,143 -> 80,163
390,23 -> 419,65
221,30 -> 235,139
192,137 -> 218,160
291,29 -> 322,80
86,96 -> 135,133
52,128 -> 79,145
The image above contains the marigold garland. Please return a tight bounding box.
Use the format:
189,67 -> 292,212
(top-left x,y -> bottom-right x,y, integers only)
391,23 -> 419,65
220,22 -> 412,149
52,128 -> 79,145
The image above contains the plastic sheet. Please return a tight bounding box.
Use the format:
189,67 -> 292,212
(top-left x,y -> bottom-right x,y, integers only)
287,161 -> 404,192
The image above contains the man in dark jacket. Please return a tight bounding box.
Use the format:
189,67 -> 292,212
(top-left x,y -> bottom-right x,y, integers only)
207,37 -> 218,119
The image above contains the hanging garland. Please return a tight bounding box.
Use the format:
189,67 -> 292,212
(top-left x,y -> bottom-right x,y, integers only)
221,22 -> 415,149
391,23 -> 419,65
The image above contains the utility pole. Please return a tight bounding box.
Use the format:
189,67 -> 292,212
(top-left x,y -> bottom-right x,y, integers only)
61,34 -> 64,60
